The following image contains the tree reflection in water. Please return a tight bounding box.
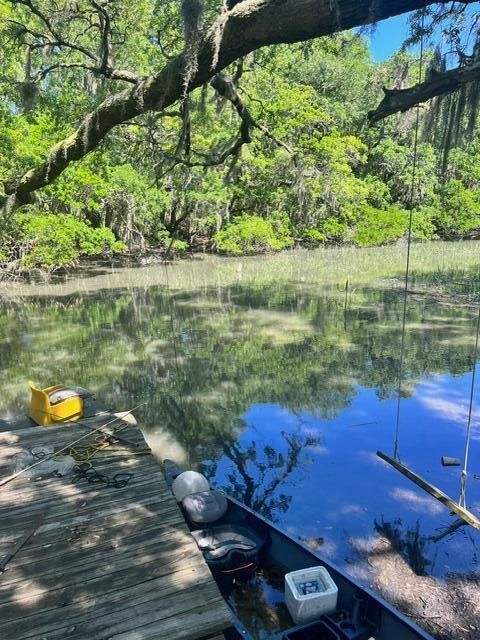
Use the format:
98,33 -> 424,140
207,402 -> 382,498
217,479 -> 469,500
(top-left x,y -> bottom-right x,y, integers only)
352,517 -> 480,639
374,517 -> 432,576
201,428 -> 320,522
2,255 -> 480,586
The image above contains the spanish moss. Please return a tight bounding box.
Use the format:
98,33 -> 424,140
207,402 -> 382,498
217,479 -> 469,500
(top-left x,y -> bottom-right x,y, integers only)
181,0 -> 204,94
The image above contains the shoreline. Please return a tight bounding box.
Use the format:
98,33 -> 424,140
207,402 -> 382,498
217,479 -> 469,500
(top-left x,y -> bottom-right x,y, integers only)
3,235 -> 480,281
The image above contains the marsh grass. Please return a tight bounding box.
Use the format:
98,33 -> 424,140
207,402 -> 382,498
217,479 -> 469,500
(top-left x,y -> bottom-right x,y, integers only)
4,240 -> 480,300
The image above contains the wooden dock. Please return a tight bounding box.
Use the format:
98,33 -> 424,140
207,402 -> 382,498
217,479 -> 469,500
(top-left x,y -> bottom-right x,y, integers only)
0,405 -> 232,640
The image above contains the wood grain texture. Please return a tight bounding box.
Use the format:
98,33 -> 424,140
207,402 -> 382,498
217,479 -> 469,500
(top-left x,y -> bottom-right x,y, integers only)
0,410 -> 232,640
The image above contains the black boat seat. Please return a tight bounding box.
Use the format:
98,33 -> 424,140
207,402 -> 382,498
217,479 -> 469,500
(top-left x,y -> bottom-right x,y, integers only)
182,489 -> 228,524
191,524 -> 266,581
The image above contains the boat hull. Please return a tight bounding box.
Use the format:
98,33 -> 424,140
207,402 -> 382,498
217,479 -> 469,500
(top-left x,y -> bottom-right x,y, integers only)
163,460 -> 434,640
224,494 -> 433,640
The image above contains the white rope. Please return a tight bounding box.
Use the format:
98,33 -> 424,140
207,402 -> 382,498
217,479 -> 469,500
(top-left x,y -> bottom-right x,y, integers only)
459,305 -> 480,508
394,12 -> 425,461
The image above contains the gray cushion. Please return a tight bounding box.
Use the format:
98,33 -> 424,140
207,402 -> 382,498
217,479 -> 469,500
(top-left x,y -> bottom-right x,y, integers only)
182,489 -> 228,524
48,386 -> 90,405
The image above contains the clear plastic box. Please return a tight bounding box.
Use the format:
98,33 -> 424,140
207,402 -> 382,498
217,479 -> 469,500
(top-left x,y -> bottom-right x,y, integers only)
285,566 -> 338,624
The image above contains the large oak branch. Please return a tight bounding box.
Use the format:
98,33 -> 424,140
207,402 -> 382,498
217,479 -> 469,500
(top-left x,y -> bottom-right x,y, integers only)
2,0 -> 473,212
369,61 -> 480,123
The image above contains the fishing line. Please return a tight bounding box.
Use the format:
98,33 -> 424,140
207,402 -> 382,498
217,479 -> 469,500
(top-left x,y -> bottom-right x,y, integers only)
163,261 -> 181,378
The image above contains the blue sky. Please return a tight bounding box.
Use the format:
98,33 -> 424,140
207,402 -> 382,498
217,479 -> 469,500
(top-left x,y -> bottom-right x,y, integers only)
368,13 -> 410,61
368,3 -> 480,62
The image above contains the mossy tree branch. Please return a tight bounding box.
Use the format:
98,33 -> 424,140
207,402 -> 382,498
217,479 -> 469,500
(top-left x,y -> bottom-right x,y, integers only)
2,0 -> 476,214
369,61 -> 480,123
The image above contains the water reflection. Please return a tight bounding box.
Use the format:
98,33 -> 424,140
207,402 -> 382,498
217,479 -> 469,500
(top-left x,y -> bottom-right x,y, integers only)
374,518 -> 432,576
200,427 -> 320,522
1,252 -> 480,586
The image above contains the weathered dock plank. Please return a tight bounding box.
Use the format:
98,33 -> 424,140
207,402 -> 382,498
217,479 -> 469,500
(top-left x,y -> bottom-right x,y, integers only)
0,410 -> 232,640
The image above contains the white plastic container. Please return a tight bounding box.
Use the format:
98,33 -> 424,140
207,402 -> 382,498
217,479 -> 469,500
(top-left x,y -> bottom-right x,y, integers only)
285,566 -> 338,624
171,470 -> 209,502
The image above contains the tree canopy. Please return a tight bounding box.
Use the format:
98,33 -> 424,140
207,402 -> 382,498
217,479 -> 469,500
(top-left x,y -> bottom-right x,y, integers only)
1,0 -> 480,268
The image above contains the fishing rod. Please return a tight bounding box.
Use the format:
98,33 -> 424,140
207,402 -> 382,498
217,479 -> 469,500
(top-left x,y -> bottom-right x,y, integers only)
0,403 -> 145,488
0,510 -> 48,572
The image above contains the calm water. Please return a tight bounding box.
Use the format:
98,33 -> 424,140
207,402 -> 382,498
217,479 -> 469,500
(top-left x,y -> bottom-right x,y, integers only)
2,243 -> 480,587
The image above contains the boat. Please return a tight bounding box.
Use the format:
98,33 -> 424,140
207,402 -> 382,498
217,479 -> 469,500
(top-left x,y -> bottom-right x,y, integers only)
163,459 -> 434,640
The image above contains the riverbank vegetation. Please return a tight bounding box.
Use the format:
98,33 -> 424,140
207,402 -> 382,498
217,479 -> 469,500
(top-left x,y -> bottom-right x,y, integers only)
1,1 -> 480,269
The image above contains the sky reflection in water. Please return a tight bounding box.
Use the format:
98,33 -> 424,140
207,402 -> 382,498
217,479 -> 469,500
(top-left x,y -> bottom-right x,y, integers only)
210,370 -> 480,581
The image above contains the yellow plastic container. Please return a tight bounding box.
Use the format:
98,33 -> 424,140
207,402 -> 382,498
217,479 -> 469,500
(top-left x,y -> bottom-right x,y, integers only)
28,381 -> 83,426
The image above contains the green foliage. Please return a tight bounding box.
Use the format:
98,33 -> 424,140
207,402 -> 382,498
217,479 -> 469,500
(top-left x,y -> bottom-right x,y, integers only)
436,179 -> 480,237
411,206 -> 438,241
154,228 -> 189,252
8,211 -> 124,269
272,34 -> 377,129
448,143 -> 480,190
353,205 -> 408,247
322,218 -> 349,242
364,176 -> 392,210
170,239 -> 189,252
367,139 -> 439,209
301,228 -> 327,244
213,214 -> 294,255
